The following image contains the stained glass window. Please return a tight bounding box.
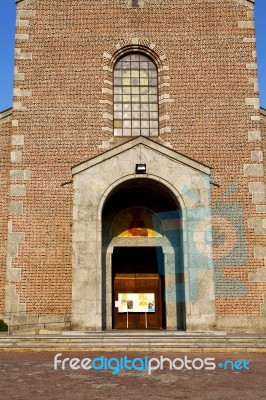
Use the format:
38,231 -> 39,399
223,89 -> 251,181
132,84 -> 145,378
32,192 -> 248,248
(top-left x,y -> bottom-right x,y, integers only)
113,53 -> 159,137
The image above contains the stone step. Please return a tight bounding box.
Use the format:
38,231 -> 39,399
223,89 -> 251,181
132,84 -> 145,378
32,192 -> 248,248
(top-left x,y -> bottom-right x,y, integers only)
0,333 -> 265,352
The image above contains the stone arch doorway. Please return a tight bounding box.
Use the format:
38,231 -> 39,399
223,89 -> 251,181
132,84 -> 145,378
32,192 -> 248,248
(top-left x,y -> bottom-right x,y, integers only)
71,136 -> 216,332
102,178 -> 185,330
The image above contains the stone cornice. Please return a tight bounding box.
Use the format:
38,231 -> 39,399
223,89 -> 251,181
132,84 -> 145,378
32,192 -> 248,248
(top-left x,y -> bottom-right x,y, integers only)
15,0 -> 255,5
15,0 -> 34,4
72,136 -> 211,176
0,108 -> 13,120
260,107 -> 266,117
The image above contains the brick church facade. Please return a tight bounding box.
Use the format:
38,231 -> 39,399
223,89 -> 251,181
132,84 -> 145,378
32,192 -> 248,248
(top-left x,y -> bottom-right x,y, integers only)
0,0 -> 265,333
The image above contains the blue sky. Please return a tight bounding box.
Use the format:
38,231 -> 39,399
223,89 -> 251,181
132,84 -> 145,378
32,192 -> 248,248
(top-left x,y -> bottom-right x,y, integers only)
0,0 -> 265,112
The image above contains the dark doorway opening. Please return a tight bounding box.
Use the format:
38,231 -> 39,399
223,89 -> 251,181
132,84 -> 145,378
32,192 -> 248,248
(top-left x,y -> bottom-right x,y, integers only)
112,247 -> 165,329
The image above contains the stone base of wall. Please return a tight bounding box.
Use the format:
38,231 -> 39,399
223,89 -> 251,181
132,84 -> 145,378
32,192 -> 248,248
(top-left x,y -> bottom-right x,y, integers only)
4,314 -> 71,335
216,316 -> 266,333
4,314 -> 266,334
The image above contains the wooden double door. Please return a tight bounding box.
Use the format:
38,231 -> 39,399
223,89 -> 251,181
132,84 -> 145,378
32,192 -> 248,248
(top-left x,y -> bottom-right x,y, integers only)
113,247 -> 165,329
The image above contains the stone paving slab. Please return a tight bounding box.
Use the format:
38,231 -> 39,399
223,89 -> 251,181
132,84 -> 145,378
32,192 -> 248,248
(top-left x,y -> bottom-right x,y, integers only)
0,351 -> 265,399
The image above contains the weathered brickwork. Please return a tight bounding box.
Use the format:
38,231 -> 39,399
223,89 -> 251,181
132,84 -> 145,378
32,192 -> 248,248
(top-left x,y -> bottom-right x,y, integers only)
1,0 -> 265,332
250,108 -> 266,314
0,109 -> 13,317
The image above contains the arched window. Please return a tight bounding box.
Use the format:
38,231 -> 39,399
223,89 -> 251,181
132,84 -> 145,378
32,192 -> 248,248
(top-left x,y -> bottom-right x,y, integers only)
113,53 -> 158,137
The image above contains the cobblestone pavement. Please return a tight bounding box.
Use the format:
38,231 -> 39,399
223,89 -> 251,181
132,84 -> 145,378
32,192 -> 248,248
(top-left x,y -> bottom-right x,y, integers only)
0,352 -> 265,400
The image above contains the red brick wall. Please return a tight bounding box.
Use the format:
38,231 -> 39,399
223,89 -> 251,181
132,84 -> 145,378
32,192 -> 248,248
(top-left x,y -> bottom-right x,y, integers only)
0,110 -> 12,315
8,0 -> 265,320
260,109 -> 266,170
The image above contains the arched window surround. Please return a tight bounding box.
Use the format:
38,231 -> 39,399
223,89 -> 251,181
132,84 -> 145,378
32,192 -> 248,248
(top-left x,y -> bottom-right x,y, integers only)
101,41 -> 172,144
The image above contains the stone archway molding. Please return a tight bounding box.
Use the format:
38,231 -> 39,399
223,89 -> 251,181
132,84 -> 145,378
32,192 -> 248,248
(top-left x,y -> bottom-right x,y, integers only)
71,136 -> 216,331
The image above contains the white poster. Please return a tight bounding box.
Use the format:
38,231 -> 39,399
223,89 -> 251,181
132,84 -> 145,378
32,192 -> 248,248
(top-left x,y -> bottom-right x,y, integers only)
117,293 -> 155,313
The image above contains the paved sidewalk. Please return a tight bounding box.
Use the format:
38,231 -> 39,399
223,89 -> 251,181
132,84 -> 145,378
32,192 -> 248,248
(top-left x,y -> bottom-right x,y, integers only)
0,351 -> 265,399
